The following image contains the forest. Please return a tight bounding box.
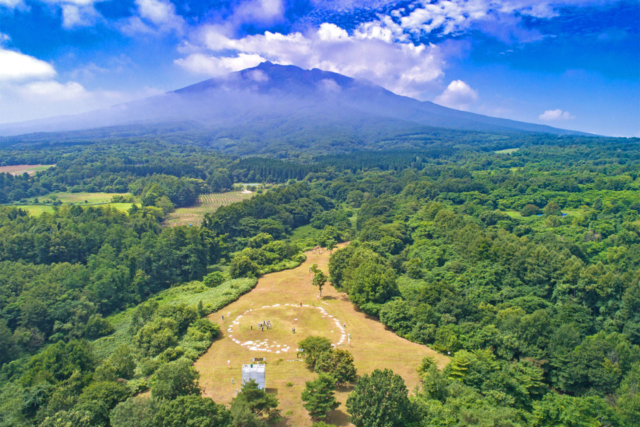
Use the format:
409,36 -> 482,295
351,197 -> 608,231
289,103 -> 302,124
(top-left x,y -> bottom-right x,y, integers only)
0,136 -> 639,427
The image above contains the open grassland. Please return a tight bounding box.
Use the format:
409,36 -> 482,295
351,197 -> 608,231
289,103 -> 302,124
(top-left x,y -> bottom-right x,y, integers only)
195,244 -> 448,427
6,192 -> 138,216
165,191 -> 255,227
13,203 -> 136,217
0,164 -> 54,175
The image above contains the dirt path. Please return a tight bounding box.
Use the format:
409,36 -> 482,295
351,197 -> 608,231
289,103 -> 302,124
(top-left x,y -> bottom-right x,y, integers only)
195,244 -> 448,426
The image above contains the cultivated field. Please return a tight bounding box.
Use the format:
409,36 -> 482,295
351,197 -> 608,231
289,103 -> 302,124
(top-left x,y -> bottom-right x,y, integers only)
164,191 -> 255,227
0,164 -> 54,175
195,244 -> 448,427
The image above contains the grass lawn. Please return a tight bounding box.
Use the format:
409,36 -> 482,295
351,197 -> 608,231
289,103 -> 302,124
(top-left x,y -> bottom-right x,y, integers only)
0,164 -> 54,175
164,191 -> 255,227
195,244 -> 448,427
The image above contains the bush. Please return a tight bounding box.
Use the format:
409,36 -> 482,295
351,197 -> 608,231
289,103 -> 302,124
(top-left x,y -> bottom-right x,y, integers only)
204,272 -> 226,288
84,315 -> 115,339
187,319 -> 221,342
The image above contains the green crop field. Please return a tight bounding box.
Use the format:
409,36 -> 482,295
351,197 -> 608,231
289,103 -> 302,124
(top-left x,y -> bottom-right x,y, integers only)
165,191 -> 256,227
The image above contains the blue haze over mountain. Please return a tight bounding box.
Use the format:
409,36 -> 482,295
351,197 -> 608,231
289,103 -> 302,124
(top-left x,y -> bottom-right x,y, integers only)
0,62 -> 588,152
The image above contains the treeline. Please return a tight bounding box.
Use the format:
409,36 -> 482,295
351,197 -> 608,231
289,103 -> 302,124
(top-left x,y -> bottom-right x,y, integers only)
203,182 -> 333,240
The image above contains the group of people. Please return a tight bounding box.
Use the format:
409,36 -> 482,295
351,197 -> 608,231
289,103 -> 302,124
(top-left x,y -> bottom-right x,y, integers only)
259,320 -> 272,331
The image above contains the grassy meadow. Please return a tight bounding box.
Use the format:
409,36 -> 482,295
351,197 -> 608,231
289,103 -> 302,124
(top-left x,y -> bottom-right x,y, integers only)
164,191 -> 256,227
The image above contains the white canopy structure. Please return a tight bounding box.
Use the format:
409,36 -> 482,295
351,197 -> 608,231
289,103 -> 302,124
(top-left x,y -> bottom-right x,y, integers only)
242,364 -> 266,389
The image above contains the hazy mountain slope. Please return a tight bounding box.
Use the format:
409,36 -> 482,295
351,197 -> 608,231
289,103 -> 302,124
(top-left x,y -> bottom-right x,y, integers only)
0,62 -> 589,153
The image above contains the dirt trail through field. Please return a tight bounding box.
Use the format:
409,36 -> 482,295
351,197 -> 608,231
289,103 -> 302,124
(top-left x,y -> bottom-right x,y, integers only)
195,244 -> 448,426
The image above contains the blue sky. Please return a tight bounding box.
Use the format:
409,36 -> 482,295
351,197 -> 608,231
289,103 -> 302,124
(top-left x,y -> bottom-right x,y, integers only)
0,0 -> 638,136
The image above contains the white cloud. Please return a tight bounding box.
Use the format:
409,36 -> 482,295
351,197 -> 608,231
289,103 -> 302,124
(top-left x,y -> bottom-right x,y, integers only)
233,0 -> 285,24
136,0 -> 181,26
0,49 -> 57,81
19,80 -> 87,100
395,0 -> 605,43
0,0 -> 23,7
175,53 -> 267,76
539,109 -> 575,120
179,22 -> 448,98
0,33 -> 10,44
119,0 -> 185,35
0,47 -> 135,124
60,3 -> 100,28
434,80 -> 478,110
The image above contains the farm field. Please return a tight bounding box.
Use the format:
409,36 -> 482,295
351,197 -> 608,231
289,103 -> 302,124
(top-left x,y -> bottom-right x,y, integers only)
195,244 -> 448,427
0,164 -> 54,175
6,192 -> 137,216
165,191 -> 255,227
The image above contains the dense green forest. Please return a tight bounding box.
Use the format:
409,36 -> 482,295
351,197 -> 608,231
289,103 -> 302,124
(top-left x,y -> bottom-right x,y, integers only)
1,138 -> 639,427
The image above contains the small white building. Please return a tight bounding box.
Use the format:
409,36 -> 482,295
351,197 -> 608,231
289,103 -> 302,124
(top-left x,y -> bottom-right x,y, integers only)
242,364 -> 266,389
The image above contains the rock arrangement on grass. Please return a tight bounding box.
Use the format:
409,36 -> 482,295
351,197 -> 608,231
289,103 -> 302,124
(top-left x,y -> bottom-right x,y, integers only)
226,303 -> 346,353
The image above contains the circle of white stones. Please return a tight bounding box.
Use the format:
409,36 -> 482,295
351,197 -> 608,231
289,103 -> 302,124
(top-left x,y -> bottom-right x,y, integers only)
226,303 -> 347,354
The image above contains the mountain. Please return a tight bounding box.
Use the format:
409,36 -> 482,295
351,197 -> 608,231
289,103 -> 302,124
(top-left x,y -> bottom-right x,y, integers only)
0,62 -> 589,153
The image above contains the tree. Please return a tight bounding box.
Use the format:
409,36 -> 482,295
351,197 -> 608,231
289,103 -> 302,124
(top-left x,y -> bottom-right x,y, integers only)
520,204 -> 541,217
298,336 -> 333,369
230,255 -> 259,278
311,264 -> 328,297
154,395 -> 232,427
346,369 -> 417,427
348,259 -> 398,308
231,379 -> 280,423
95,345 -> 136,381
326,239 -> 337,254
543,201 -> 562,216
302,374 -> 340,420
616,363 -> 640,426
39,410 -> 94,427
110,397 -> 158,427
151,358 -> 201,401
532,393 -> 618,427
134,317 -> 179,357
0,319 -> 19,365
315,349 -> 357,384
229,400 -> 266,427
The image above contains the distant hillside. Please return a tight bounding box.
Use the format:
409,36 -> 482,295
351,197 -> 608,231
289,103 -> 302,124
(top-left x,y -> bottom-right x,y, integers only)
0,62 -> 592,154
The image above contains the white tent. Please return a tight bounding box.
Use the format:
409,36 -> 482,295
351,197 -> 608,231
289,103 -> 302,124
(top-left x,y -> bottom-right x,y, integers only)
242,364 -> 266,389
